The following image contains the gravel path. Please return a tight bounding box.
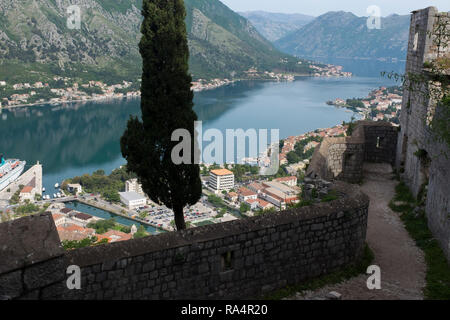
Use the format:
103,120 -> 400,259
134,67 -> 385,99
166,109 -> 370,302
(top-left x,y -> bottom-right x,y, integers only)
288,163 -> 426,300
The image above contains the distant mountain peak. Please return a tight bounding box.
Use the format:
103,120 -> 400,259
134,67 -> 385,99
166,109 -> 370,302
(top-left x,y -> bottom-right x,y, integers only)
239,10 -> 314,42
275,10 -> 410,60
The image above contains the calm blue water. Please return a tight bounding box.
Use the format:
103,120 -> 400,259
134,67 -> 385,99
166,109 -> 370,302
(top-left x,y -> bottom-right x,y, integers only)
0,75 -> 397,193
64,201 -> 161,234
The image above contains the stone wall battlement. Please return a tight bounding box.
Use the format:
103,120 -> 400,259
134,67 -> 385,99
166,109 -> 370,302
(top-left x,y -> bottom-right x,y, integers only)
0,181 -> 369,300
307,121 -> 398,183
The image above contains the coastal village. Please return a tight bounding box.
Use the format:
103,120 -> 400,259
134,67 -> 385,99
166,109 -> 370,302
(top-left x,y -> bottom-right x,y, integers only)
0,81 -> 403,249
328,86 -> 403,123
0,82 -> 402,248
0,56 -> 407,250
0,64 -> 352,108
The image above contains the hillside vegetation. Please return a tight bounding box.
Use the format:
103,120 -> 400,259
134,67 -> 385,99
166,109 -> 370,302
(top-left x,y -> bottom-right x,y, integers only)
0,0 -> 315,84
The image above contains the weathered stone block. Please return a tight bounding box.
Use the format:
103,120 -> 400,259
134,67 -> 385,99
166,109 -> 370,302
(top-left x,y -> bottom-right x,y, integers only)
23,257 -> 65,290
0,270 -> 23,298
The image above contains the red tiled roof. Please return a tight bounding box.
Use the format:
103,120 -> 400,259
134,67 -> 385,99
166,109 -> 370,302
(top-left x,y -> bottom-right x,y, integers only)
20,186 -> 33,193
238,187 -> 257,197
211,169 -> 233,176
274,176 -> 297,182
60,208 -> 73,214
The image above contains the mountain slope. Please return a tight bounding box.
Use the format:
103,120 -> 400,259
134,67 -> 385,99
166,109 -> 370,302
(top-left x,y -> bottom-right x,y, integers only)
0,0 -> 314,83
239,11 -> 314,42
0,0 -> 142,83
185,0 -> 313,79
275,11 -> 410,60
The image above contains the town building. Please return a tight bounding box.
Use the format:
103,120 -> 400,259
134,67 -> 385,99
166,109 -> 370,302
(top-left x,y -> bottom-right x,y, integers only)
237,187 -> 258,202
51,213 -> 67,227
125,178 -> 144,195
67,183 -> 83,194
245,199 -> 259,211
68,211 -> 97,226
255,199 -> 274,211
56,224 -> 96,241
247,182 -> 265,194
226,192 -> 238,203
259,181 -> 299,208
246,198 -> 274,211
259,188 -> 286,209
19,186 -> 35,202
209,169 -> 234,193
60,207 -> 73,214
274,176 -> 298,187
102,230 -> 133,243
119,191 -> 147,210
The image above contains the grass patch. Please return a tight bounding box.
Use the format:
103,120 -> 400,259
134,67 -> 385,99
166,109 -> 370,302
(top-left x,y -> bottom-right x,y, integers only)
390,182 -> 450,300
393,181 -> 416,203
194,220 -> 214,227
262,244 -> 374,300
321,190 -> 339,203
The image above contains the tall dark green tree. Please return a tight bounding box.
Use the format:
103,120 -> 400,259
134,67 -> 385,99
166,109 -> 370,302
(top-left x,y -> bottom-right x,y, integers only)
121,0 -> 202,230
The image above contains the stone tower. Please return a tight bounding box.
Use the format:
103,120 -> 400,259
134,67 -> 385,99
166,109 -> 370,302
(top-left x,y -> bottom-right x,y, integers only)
396,7 -> 450,261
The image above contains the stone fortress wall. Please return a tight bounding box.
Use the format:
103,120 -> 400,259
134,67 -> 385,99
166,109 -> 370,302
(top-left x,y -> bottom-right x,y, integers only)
396,7 -> 450,261
306,121 -> 398,183
307,7 -> 449,262
0,182 -> 369,300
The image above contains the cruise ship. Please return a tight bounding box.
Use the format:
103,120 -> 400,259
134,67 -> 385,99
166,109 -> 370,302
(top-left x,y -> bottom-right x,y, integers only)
0,155 -> 26,192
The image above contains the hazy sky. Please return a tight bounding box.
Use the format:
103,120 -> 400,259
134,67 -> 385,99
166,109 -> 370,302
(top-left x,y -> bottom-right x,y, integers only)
220,0 -> 450,17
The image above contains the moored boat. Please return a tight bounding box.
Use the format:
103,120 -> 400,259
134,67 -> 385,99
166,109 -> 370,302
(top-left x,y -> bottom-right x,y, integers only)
0,154 -> 26,192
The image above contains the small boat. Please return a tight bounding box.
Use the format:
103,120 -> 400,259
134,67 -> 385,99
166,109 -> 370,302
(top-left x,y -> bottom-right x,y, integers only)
53,194 -> 57,198
55,183 -> 59,188
42,187 -> 46,193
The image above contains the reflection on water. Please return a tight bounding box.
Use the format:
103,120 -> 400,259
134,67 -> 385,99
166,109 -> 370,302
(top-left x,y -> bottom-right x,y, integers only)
0,75 -> 396,192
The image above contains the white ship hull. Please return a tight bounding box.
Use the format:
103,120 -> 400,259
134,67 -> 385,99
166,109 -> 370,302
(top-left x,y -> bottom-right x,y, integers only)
0,161 -> 26,192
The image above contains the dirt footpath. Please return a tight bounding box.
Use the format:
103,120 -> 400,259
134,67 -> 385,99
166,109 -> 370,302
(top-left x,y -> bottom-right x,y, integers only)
288,163 -> 426,300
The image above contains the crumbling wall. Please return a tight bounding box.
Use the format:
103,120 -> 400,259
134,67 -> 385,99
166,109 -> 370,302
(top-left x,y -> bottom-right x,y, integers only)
307,121 -> 398,183
0,182 -> 369,300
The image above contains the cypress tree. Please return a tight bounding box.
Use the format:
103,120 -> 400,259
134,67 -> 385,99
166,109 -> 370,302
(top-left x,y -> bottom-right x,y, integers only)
121,0 -> 202,230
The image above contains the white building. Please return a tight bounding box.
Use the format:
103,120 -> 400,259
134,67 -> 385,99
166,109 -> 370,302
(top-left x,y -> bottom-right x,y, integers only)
119,191 -> 147,210
238,187 -> 258,202
209,169 -> 234,193
274,176 -> 298,187
131,224 -> 137,236
67,183 -> 83,194
19,186 -> 35,202
125,178 -> 144,195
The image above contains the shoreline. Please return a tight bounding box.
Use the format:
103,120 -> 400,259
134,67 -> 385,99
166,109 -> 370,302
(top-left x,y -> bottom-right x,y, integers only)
1,74 -> 352,111
0,95 -> 141,111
